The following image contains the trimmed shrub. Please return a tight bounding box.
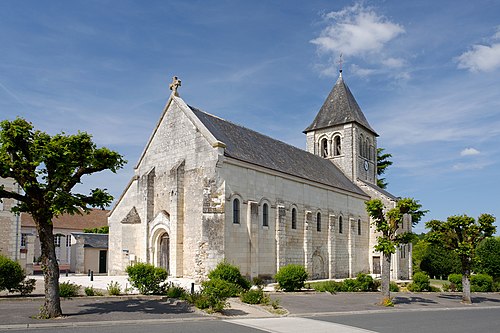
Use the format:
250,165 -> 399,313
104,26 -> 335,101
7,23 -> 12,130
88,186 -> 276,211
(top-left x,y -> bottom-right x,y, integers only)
200,278 -> 238,312
0,255 -> 26,292
274,264 -> 308,292
208,261 -> 250,291
408,272 -> 431,292
126,262 -> 168,295
356,273 -> 377,291
14,278 -> 36,295
240,288 -> 266,304
448,273 -> 463,291
471,274 -> 493,292
252,276 -> 264,289
59,281 -> 80,297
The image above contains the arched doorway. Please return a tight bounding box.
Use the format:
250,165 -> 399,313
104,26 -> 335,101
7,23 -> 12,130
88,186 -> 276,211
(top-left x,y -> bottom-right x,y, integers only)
159,233 -> 170,273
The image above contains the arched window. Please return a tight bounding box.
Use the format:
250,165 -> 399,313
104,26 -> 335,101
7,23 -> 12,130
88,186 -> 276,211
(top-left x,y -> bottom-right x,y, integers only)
369,145 -> 374,161
263,203 -> 269,227
334,135 -> 341,156
233,199 -> 240,224
358,219 -> 361,235
317,212 -> 321,232
359,136 -> 363,156
365,139 -> 369,158
339,216 -> 343,234
291,208 -> 297,230
321,138 -> 328,158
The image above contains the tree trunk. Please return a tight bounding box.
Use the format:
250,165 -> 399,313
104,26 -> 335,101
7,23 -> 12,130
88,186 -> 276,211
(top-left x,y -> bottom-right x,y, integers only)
380,252 -> 392,304
37,221 -> 62,318
462,268 -> 472,304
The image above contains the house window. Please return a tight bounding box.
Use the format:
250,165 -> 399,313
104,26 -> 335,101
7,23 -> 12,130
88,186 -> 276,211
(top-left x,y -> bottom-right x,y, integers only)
339,216 -> 343,234
0,200 -> 3,211
334,135 -> 341,156
233,199 -> 240,224
66,235 -> 72,247
291,208 -> 297,230
321,138 -> 328,158
317,212 -> 321,232
54,235 -> 62,247
20,234 -> 28,247
358,219 -> 361,235
263,203 -> 269,227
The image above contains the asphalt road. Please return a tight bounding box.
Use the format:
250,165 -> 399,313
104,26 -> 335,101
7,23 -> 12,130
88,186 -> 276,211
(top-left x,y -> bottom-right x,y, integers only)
2,308 -> 499,333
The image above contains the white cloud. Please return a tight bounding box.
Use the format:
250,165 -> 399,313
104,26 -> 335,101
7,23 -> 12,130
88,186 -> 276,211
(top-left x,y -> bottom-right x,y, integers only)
349,64 -> 376,77
311,3 -> 405,57
452,161 -> 491,171
382,57 -> 405,68
460,148 -> 480,156
457,44 -> 500,72
456,29 -> 500,72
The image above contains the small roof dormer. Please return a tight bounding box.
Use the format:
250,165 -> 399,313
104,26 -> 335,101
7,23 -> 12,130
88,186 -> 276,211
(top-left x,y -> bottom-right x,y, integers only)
304,72 -> 377,136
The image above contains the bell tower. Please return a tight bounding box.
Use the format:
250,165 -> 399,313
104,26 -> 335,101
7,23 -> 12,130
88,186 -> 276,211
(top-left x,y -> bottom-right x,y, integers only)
304,70 -> 378,184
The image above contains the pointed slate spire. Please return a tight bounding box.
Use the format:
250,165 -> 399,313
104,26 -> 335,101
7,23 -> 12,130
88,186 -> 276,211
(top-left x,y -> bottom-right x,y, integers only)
304,72 -> 377,136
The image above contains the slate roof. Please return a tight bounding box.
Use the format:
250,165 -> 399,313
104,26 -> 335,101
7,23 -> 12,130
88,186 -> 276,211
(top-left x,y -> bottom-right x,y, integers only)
71,232 -> 108,249
190,107 -> 368,197
358,179 -> 398,200
304,74 -> 377,135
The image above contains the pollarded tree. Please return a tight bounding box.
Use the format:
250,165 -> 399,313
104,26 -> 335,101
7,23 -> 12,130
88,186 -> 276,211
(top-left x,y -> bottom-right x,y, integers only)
366,198 -> 426,304
0,118 -> 125,318
426,214 -> 496,304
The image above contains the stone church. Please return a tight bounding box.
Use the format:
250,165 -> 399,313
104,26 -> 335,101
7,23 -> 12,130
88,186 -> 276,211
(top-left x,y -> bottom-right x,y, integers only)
108,72 -> 412,281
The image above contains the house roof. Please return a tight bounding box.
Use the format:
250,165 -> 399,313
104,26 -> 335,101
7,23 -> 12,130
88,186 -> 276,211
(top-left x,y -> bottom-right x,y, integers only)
190,107 -> 368,197
71,232 -> 108,249
21,209 -> 109,230
304,73 -> 377,135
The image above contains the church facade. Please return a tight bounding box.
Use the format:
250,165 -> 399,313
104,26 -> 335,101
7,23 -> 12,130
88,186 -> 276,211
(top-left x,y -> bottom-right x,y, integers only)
108,73 -> 412,281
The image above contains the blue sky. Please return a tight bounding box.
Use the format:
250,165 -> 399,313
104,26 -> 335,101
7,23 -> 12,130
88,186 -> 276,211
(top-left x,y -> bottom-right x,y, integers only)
1,0 -> 499,233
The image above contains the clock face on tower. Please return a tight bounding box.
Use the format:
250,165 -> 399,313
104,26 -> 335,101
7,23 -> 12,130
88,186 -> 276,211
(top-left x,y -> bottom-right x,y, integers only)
363,160 -> 369,171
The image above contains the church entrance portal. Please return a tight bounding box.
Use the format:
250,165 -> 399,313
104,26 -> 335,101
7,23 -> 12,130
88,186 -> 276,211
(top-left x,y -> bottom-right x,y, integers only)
160,233 -> 170,273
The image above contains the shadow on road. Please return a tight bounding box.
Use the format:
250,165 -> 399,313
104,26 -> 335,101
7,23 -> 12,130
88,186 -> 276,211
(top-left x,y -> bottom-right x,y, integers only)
393,296 -> 437,305
66,298 -> 195,316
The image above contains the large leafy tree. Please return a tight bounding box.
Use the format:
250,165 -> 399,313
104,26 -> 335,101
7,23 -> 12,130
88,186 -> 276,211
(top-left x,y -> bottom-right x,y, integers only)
0,118 -> 125,318
376,148 -> 392,189
426,214 -> 496,304
475,237 -> 500,279
366,197 -> 426,304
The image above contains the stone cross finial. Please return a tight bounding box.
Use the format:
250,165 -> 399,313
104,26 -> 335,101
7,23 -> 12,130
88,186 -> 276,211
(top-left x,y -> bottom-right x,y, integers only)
337,53 -> 343,76
169,76 -> 181,96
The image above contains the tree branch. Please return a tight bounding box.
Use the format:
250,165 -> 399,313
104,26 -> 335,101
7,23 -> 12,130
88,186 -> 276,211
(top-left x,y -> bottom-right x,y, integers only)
0,187 -> 26,202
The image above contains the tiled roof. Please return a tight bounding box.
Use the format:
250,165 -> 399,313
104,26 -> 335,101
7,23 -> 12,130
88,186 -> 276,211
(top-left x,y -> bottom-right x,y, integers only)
21,209 -> 109,230
71,232 -> 108,249
190,107 -> 368,197
304,74 -> 377,135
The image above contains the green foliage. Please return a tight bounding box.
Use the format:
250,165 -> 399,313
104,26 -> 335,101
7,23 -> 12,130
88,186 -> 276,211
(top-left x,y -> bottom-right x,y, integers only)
407,272 -> 431,292
0,118 -> 126,317
376,148 -> 393,189
106,281 -> 121,295
470,274 -> 493,292
252,276 -> 264,288
309,280 -> 345,293
208,261 -> 250,291
0,255 -> 26,292
83,226 -> 109,234
15,278 -> 36,295
448,274 -> 463,291
475,237 -> 500,278
274,264 -> 308,292
165,283 -> 186,298
356,273 -> 377,291
84,285 -> 103,296
417,240 -> 460,279
59,281 -> 80,297
389,281 -> 400,292
126,262 -> 168,295
200,278 -> 238,312
240,288 -> 268,304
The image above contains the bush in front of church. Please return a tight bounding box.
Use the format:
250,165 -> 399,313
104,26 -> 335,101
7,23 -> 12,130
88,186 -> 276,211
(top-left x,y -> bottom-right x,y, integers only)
0,255 -> 35,295
126,262 -> 168,295
208,260 -> 251,292
274,264 -> 308,292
